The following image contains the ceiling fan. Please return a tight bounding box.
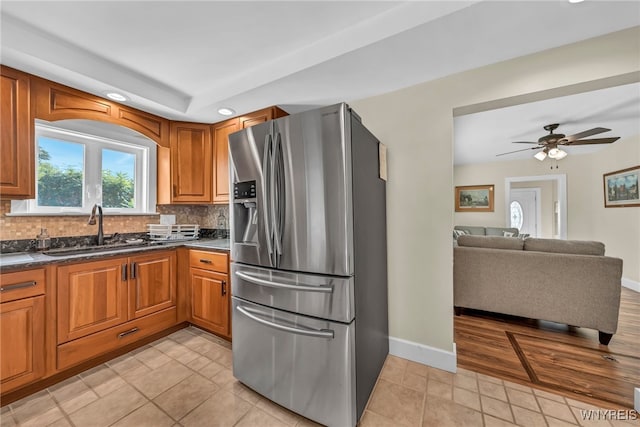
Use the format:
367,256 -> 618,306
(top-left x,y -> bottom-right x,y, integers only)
497,123 -> 620,161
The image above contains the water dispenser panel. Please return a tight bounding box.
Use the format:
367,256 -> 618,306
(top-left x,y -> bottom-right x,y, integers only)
234,180 -> 256,200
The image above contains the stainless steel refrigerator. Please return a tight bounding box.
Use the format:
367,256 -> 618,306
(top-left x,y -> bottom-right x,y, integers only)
229,103 -> 388,427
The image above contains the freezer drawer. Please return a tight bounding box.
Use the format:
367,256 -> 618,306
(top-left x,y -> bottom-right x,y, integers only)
232,298 -> 356,427
231,262 -> 354,323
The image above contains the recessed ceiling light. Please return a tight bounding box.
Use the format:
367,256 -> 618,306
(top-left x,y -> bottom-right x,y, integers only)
218,108 -> 235,116
105,92 -> 127,102
568,0 -> 584,3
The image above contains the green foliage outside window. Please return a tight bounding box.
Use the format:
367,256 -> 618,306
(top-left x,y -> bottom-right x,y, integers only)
37,148 -> 134,208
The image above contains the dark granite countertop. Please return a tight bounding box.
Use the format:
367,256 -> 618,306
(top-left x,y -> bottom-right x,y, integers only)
0,238 -> 230,272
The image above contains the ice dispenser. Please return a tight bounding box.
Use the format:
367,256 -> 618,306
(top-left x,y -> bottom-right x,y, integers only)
233,180 -> 258,244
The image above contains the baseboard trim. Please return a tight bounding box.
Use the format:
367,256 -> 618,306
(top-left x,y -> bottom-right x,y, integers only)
622,277 -> 640,293
388,336 -> 457,373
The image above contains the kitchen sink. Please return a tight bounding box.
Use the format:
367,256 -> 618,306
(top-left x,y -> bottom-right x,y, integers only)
42,241 -> 154,256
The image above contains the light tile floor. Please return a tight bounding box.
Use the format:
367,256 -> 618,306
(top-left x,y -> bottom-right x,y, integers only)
1,326 -> 638,427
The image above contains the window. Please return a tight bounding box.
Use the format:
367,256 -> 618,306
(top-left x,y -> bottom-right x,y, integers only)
510,201 -> 524,230
12,120 -> 156,214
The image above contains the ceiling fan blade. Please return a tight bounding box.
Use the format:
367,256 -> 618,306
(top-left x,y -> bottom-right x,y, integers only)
563,127 -> 610,142
496,147 -> 539,157
563,137 -> 620,145
511,141 -> 539,144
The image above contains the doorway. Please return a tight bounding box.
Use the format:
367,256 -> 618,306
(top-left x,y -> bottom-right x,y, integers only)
504,174 -> 567,240
509,188 -> 541,237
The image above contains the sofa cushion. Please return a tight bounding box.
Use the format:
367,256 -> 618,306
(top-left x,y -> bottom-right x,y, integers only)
486,227 -> 519,237
457,234 -> 525,250
454,226 -> 486,235
524,238 -> 605,256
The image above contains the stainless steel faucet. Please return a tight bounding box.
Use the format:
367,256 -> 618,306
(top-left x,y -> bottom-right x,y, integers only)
87,204 -> 104,245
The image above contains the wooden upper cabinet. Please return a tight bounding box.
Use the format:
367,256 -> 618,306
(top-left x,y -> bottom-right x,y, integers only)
240,106 -> 288,130
32,77 -> 170,147
170,122 -> 213,203
128,250 -> 176,319
211,119 -> 239,204
211,106 -> 288,204
0,66 -> 35,199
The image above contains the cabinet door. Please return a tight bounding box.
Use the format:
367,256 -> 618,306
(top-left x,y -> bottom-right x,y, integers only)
190,268 -> 229,337
239,106 -> 288,130
211,119 -> 239,204
1,296 -> 45,391
0,66 -> 34,199
170,122 -> 212,203
129,251 -> 176,319
57,258 -> 129,343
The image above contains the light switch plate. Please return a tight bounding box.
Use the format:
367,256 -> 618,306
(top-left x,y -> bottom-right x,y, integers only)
160,214 -> 176,225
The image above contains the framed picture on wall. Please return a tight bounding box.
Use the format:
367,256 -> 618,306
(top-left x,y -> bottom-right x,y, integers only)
603,165 -> 640,208
455,184 -> 494,212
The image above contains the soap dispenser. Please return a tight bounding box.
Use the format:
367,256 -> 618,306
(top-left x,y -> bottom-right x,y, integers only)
36,228 -> 51,251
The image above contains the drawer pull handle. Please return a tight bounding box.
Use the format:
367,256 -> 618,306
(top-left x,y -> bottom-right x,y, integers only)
122,264 -> 128,281
130,262 -> 137,280
117,327 -> 139,339
0,281 -> 37,292
221,280 -> 227,296
199,259 -> 213,264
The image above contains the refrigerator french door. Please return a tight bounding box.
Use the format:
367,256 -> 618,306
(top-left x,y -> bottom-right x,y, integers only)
229,103 -> 388,427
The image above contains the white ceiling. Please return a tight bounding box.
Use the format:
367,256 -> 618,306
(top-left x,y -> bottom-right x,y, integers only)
1,1 -> 639,156
454,82 -> 640,165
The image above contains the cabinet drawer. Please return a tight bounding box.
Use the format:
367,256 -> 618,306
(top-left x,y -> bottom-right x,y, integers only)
57,307 -> 177,370
0,269 -> 45,303
189,250 -> 228,273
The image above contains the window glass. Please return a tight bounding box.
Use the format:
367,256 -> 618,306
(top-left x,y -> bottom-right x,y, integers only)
12,120 -> 156,215
510,201 -> 524,230
37,137 -> 84,207
102,149 -> 136,208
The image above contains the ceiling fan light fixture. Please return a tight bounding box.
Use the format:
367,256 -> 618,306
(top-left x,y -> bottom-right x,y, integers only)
534,151 -> 547,161
552,149 -> 568,159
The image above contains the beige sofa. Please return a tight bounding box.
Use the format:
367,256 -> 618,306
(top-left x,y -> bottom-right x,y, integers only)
454,235 -> 623,345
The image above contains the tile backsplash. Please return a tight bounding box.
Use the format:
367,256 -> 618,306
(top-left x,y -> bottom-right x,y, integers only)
0,200 -> 229,241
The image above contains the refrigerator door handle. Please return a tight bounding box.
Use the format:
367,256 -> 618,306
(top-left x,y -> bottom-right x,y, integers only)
236,271 -> 334,293
236,305 -> 334,339
272,131 -> 284,262
262,131 -> 274,266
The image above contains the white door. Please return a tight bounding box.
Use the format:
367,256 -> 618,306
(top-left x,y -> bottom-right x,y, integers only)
509,188 -> 541,237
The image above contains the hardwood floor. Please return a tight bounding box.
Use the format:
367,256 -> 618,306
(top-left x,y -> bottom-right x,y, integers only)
454,287 -> 640,410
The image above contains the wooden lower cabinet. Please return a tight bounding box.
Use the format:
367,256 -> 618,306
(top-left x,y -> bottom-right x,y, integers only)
129,251 -> 176,319
0,268 -> 47,393
188,250 -> 231,338
0,296 -> 45,392
190,268 -> 229,337
56,250 -> 178,369
57,258 -> 129,343
57,307 -> 176,370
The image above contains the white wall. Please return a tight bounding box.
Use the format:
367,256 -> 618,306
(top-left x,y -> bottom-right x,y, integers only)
349,27 -> 640,361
